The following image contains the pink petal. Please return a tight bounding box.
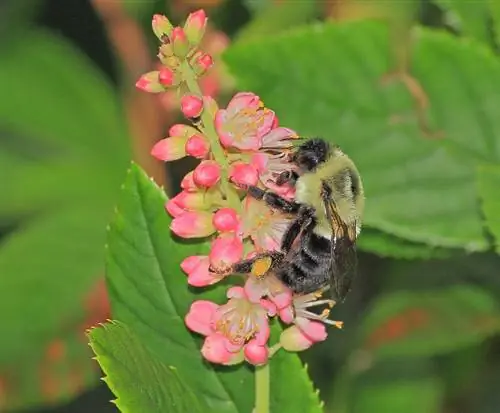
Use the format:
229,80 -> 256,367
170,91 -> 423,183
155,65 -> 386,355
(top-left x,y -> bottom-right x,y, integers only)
185,257 -> 221,287
280,325 -> 314,352
250,153 -> 268,173
278,306 -> 294,324
261,127 -> 298,148
180,255 -> 206,274
209,234 -> 243,271
185,300 -> 218,336
227,286 -> 246,299
201,333 -> 237,364
244,340 -> 269,366
269,289 -> 293,310
259,299 -> 277,317
254,319 -> 271,346
229,163 -> 259,186
227,92 -> 261,113
295,318 -> 327,343
165,199 -> 184,217
244,277 -> 267,303
214,110 -> 233,147
180,172 -> 196,191
224,339 -> 244,354
256,109 -> 276,138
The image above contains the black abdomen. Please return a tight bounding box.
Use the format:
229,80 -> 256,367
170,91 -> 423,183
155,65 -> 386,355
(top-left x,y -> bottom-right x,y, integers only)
276,232 -> 332,294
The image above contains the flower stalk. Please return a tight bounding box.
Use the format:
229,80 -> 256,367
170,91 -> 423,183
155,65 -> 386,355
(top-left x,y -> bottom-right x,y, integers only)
181,60 -> 240,210
255,364 -> 270,413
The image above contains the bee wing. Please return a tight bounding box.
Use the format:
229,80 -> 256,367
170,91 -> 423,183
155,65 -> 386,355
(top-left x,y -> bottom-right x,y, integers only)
322,196 -> 358,303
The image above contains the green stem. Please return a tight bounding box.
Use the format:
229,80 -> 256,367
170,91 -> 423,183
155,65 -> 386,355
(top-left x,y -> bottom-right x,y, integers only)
255,364 -> 270,413
181,60 -> 240,210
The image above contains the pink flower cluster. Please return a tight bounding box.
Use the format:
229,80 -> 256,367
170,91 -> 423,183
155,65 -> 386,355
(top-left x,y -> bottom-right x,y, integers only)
137,10 -> 342,366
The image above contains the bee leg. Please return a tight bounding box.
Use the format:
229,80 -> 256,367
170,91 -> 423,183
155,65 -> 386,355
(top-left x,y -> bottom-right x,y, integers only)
276,170 -> 299,186
246,185 -> 301,214
280,206 -> 315,253
231,250 -> 285,278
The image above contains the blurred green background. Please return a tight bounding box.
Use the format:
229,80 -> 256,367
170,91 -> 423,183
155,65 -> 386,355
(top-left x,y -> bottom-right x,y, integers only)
2,0 -> 500,412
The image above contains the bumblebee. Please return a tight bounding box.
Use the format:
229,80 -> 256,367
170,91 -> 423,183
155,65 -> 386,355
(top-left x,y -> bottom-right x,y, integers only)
229,138 -> 364,302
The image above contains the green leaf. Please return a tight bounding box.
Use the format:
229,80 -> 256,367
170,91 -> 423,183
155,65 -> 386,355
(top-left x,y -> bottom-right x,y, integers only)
477,164 -> 500,252
351,366 -> 443,413
358,228 -> 452,259
490,0 -> 500,45
235,0 -> 320,43
0,29 -> 129,407
436,0 -> 492,44
106,163 -> 323,413
357,285 -> 500,358
224,20 -> 500,250
89,321 -> 207,413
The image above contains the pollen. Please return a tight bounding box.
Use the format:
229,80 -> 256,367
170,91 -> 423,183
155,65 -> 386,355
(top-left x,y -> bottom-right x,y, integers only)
251,256 -> 273,278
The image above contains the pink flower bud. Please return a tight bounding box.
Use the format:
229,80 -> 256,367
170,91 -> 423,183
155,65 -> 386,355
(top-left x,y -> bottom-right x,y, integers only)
181,255 -> 221,287
171,190 -> 210,210
209,234 -> 243,272
171,27 -> 189,58
185,134 -> 210,158
165,198 -> 184,217
184,9 -> 207,46
244,340 -> 269,365
169,123 -> 199,138
181,171 -> 197,191
193,160 -> 221,187
171,211 -> 215,238
192,53 -> 213,76
213,208 -> 239,232
152,14 -> 174,41
158,67 -> 177,86
181,94 -> 204,119
151,137 -> 187,161
229,163 -> 259,186
135,71 -> 165,93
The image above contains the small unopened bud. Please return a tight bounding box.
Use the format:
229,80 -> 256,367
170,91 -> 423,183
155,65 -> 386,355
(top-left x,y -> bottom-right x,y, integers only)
152,14 -> 174,42
158,67 -> 179,87
151,137 -> 187,161
213,208 -> 239,232
185,134 -> 210,158
171,211 -> 215,238
171,27 -> 189,59
169,123 -> 199,138
171,190 -> 211,210
181,94 -> 204,119
181,172 -> 197,191
192,53 -> 214,76
244,340 -> 269,366
193,160 -> 221,188
158,46 -> 180,69
135,71 -> 165,93
184,9 -> 207,46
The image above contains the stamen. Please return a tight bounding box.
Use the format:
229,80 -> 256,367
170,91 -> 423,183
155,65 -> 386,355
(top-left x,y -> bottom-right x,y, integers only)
300,299 -> 336,309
